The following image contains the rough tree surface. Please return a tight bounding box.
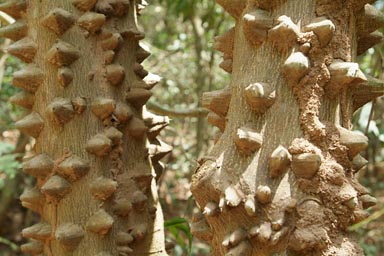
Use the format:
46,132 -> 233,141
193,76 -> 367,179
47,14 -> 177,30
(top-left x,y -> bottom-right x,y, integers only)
192,0 -> 383,255
1,0 -> 170,255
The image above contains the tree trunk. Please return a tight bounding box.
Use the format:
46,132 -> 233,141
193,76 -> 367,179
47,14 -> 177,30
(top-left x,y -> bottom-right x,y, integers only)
1,0 -> 168,255
192,0 -> 383,255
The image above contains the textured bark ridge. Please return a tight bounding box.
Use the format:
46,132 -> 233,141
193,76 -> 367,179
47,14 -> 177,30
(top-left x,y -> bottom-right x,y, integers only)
192,0 -> 384,255
4,0 -> 170,255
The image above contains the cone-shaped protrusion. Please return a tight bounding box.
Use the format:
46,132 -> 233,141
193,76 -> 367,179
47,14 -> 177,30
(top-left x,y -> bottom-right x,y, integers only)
15,112 -> 44,138
143,73 -> 162,89
0,0 -> 26,19
271,218 -> 284,231
57,155 -> 90,182
116,231 -> 134,245
357,4 -> 384,35
113,102 -> 133,123
126,88 -> 152,109
134,63 -> 148,79
222,228 -> 247,248
56,223 -> 85,251
78,12 -> 106,33
91,98 -> 116,120
153,161 -> 165,181
268,15 -> 300,50
202,88 -> 231,117
225,185 -> 244,207
112,198 -> 132,216
127,117 -> 148,139
136,44 -> 150,63
106,64 -> 125,86
41,175 -> 71,199
90,177 -> 118,200
136,0 -> 148,15
249,222 -> 272,243
58,67 -> 74,87
23,153 -> 53,178
22,222 -> 52,240
326,61 -> 367,98
121,27 -> 144,41
131,190 -> 148,212
95,0 -> 130,17
282,52 -> 309,86
47,40 -> 80,67
213,27 -> 235,57
72,97 -> 87,114
7,37 -> 37,63
359,194 -> 377,209
243,9 -> 273,45
20,187 -> 45,213
104,50 -> 115,64
101,32 -> 123,51
244,195 -> 256,216
235,126 -> 262,156
48,97 -> 75,125
226,241 -> 252,256
41,8 -> 75,35
130,223 -> 148,241
269,146 -> 291,178
104,126 -> 123,144
207,112 -> 226,132
0,20 -> 27,41
337,126 -> 368,159
256,185 -> 272,204
148,139 -> 172,162
304,17 -> 335,46
291,153 -> 321,179
203,201 -> 219,217
244,82 -> 276,114
9,91 -> 34,109
352,209 -> 370,224
71,0 -> 97,11
143,109 -> 169,137
13,65 -> 44,93
86,133 -> 113,157
356,4 -> 384,55
357,31 -> 383,55
352,154 -> 368,172
20,240 -> 43,254
86,209 -> 114,235
216,0 -> 245,19
219,58 -> 233,73
352,75 -> 384,111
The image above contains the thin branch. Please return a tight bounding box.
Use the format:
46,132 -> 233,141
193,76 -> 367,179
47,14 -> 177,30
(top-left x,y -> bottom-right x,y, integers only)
147,101 -> 208,118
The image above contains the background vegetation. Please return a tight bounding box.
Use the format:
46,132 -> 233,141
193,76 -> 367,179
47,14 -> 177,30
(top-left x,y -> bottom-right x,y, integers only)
0,1 -> 383,255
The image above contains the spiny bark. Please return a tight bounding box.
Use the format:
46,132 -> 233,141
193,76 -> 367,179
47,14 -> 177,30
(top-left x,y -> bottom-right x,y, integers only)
4,0 -> 170,255
192,0 -> 383,255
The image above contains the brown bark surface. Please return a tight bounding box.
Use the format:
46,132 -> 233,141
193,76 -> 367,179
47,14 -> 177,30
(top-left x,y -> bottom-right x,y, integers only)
2,0 -> 168,255
192,0 -> 381,255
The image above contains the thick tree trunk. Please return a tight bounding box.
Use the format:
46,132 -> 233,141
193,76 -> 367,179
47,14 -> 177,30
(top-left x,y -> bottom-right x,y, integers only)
2,0 -> 168,255
192,0 -> 383,255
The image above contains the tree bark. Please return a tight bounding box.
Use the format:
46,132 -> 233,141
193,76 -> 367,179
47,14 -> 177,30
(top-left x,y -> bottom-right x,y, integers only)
192,0 -> 383,255
2,0 -> 168,255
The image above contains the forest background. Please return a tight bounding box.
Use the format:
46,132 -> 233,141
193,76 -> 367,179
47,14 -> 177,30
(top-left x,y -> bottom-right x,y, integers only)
0,0 -> 383,255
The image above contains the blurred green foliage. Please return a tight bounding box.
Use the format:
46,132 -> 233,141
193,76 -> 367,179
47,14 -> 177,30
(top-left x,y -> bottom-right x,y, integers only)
0,142 -> 21,189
